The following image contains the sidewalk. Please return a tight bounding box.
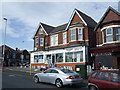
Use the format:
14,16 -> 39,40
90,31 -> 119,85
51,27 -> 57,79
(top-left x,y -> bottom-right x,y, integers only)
4,66 -> 41,74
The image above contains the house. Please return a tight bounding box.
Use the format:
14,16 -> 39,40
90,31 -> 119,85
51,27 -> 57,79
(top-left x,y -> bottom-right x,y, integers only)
90,7 -> 120,70
30,8 -> 97,72
0,45 -> 30,66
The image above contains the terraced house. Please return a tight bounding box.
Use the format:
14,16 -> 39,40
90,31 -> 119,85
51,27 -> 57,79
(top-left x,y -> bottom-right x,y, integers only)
30,8 -> 97,73
91,7 -> 120,70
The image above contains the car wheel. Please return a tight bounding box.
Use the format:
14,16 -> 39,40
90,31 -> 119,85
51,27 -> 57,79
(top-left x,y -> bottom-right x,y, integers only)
55,79 -> 63,88
34,76 -> 39,83
89,86 -> 97,90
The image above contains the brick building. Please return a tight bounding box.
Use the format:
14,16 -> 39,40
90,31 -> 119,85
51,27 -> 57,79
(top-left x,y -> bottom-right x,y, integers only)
90,7 -> 120,70
30,8 -> 97,72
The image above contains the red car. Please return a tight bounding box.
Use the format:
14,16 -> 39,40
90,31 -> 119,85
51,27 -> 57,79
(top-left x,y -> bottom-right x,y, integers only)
88,70 -> 120,90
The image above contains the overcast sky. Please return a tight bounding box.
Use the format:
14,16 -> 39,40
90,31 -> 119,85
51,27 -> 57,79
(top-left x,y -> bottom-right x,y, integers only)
0,1 -> 119,51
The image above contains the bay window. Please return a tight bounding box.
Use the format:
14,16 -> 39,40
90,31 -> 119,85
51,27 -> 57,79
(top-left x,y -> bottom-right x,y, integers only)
70,29 -> 76,41
106,28 -> 113,42
78,28 -> 83,40
115,27 -> 120,41
40,38 -> 44,46
35,38 -> 39,46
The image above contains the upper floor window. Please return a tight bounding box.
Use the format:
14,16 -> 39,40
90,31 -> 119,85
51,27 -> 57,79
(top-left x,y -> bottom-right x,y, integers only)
63,32 -> 67,44
50,35 -> 58,46
35,38 -> 39,46
40,38 -> 44,46
106,28 -> 113,42
78,28 -> 83,40
39,29 -> 43,34
70,29 -> 76,41
115,27 -> 120,41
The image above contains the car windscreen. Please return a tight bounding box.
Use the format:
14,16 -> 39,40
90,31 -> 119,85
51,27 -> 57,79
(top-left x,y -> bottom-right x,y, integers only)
61,69 -> 76,73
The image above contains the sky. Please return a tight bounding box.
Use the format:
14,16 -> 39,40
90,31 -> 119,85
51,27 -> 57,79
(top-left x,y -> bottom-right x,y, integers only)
0,0 -> 119,51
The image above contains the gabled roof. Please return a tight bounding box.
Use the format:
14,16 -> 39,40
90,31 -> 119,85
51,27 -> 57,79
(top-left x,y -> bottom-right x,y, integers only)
94,6 -> 120,31
65,8 -> 97,30
50,23 -> 68,34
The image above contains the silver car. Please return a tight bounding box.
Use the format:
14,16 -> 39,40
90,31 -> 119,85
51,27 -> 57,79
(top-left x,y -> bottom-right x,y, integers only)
33,68 -> 83,88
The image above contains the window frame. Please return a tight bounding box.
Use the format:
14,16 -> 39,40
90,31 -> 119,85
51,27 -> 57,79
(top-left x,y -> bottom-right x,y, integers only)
50,34 -> 58,46
115,27 -> 120,41
106,28 -> 113,42
70,29 -> 76,41
39,29 -> 43,34
40,38 -> 44,46
78,28 -> 83,41
35,38 -> 39,47
63,32 -> 67,44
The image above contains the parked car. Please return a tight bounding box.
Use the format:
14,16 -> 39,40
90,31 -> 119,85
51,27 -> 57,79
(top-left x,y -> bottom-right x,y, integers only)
33,68 -> 83,88
88,70 -> 120,90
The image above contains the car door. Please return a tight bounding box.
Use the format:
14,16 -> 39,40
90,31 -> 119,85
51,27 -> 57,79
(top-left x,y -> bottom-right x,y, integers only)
48,69 -> 59,84
109,72 -> 120,89
96,72 -> 110,88
40,69 -> 52,83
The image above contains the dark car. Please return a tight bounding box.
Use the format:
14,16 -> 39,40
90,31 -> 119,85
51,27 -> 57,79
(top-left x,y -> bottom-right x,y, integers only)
88,70 -> 120,90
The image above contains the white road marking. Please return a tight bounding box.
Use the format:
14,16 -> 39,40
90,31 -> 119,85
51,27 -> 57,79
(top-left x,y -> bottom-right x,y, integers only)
8,75 -> 15,77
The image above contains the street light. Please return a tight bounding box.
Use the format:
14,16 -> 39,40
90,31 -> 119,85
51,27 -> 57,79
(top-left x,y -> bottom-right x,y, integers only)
2,18 -> 7,70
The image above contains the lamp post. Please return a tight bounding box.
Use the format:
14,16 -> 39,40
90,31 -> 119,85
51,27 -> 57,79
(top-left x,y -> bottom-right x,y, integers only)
2,18 -> 7,70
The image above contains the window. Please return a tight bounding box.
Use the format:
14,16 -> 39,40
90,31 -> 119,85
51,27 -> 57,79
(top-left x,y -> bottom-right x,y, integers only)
115,27 -> 120,41
70,29 -> 76,41
35,38 -> 39,46
65,52 -> 74,62
63,32 -> 67,44
51,70 -> 59,73
39,29 -> 43,34
50,35 -> 58,46
34,55 -> 43,63
56,53 -> 63,63
61,69 -> 75,73
110,73 -> 120,83
12,53 -> 16,59
91,72 -> 98,78
78,28 -> 83,40
40,38 -> 44,46
44,69 -> 52,73
102,31 -> 104,43
97,72 -> 108,81
106,28 -> 113,42
65,51 -> 83,63
45,55 -> 51,63
74,51 -> 83,62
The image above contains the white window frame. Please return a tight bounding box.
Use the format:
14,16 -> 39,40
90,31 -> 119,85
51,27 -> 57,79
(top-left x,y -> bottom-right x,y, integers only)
40,38 -> 44,46
63,32 -> 67,44
106,28 -> 113,42
50,34 -> 58,46
70,29 -> 76,41
102,31 -> 104,43
78,28 -> 83,41
39,29 -> 43,34
35,38 -> 39,46
116,27 -> 120,41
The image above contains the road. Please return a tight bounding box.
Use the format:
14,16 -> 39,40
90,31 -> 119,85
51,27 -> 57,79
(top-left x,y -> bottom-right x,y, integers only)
2,68 -> 88,89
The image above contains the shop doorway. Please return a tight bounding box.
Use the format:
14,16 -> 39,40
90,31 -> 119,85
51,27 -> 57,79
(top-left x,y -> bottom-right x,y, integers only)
52,54 -> 56,67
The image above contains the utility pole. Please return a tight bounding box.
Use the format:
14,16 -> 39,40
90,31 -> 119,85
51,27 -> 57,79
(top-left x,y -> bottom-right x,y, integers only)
2,18 -> 7,70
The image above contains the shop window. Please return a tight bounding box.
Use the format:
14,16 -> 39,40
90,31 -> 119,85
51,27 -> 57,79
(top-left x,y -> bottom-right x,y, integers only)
115,27 -> 120,41
65,52 -> 74,62
106,28 -> 113,42
45,55 -> 51,63
56,53 -> 63,63
74,51 -> 83,62
34,55 -> 43,63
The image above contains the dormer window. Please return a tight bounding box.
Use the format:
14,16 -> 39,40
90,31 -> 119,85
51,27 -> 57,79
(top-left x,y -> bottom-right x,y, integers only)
115,27 -> 120,41
39,29 -> 43,34
106,28 -> 113,42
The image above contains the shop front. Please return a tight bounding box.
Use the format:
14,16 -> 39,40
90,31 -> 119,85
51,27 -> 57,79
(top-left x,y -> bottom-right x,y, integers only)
30,45 -> 88,70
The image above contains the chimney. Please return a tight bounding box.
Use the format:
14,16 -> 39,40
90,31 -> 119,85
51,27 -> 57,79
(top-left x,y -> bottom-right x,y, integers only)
16,48 -> 18,51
